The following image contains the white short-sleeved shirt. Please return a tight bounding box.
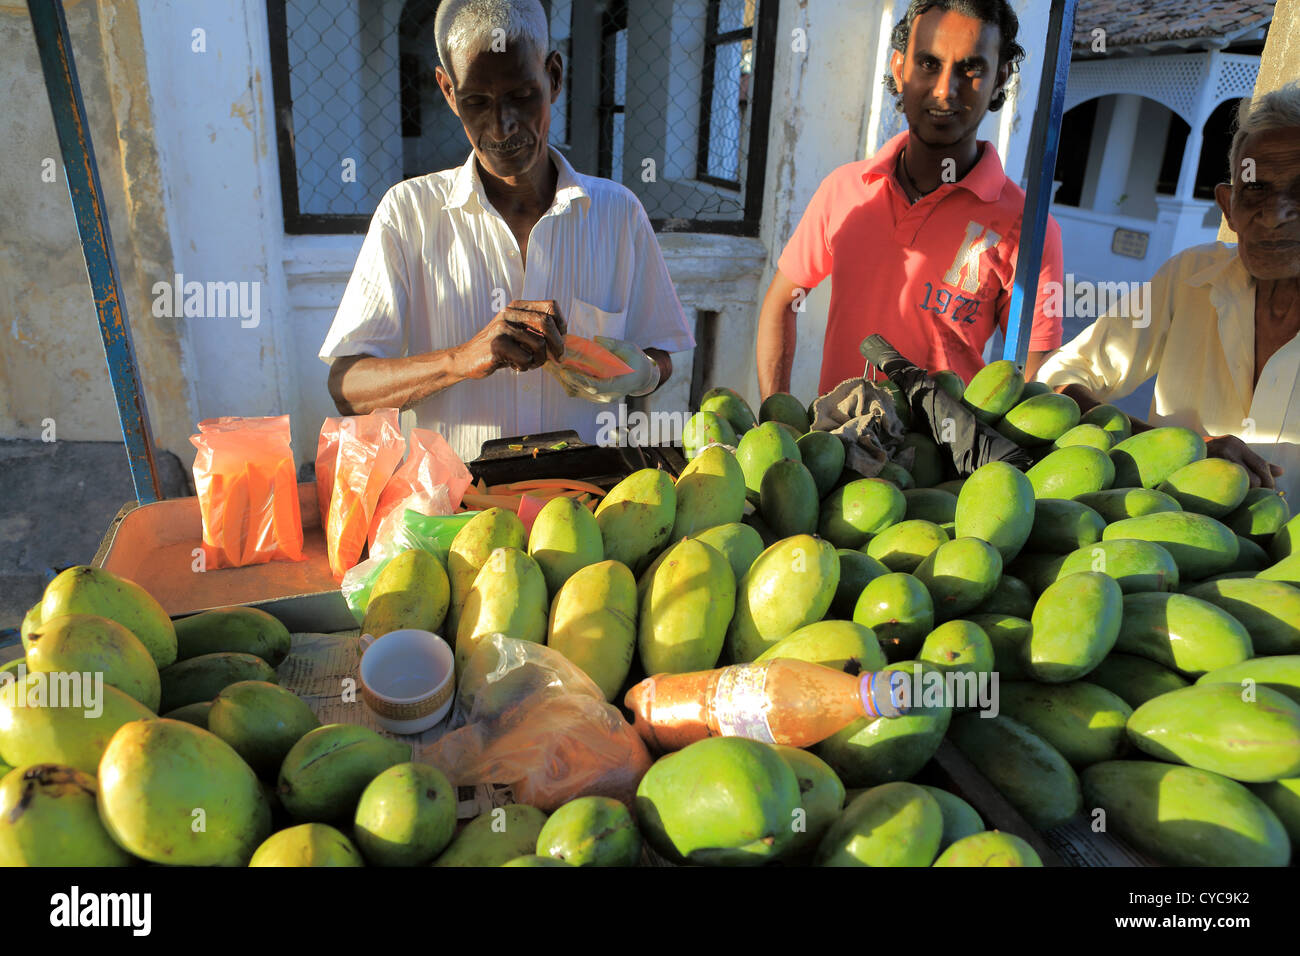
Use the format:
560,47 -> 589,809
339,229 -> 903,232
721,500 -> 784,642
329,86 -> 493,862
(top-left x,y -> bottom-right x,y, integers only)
320,147 -> 695,463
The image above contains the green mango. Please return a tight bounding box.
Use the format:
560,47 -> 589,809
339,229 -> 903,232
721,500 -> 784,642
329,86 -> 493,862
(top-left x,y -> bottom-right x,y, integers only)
912,537 -> 1003,620
962,360 -> 1024,424
931,369 -> 964,401
249,823 -> 363,866
502,854 -> 573,866
1082,761 -> 1290,866
920,785 -> 984,852
1079,403 -> 1132,443
900,431 -> 945,488
1258,552 -> 1300,587
447,507 -> 526,638
362,548 -> 451,639
536,795 -> 642,867
1026,572 -> 1122,682
1109,426 -> 1206,489
528,496 -> 604,595
948,713 -> 1082,830
1196,656 -> 1300,707
700,386 -> 758,435
433,804 -> 549,867
594,469 -> 677,576
813,661 -> 952,787
1047,539 -> 1180,594
796,430 -> 847,499
1075,488 -> 1182,522
671,445 -> 746,543
1051,423 -> 1112,452
880,381 -> 913,429
918,620 -> 994,678
639,538 -> 735,674
0,675 -> 155,775
760,459 -> 820,538
932,830 -> 1043,866
354,762 -> 456,866
1157,458 -> 1251,519
1027,499 -> 1106,555
1274,513 -> 1300,562
455,547 -> 549,673
819,478 -> 906,550
999,681 -> 1132,766
0,764 -> 133,866
162,700 -> 212,728
635,736 -> 801,865
548,560 -> 638,701
174,606 -> 292,667
965,614 -> 1033,680
1020,381 -> 1053,399
19,603 -> 40,655
1103,511 -> 1239,580
1226,488 -> 1290,544
864,519 -> 949,572
1184,578 -> 1300,655
756,619 -> 886,673
773,746 -> 846,860
1128,684 -> 1300,782
726,535 -> 838,663
682,410 -> 737,460
158,651 -> 277,714
1116,592 -> 1253,676
955,462 -> 1035,562
852,572 -> 934,661
277,723 -> 411,823
902,488 -> 958,530
759,391 -> 811,433
815,781 -> 943,867
1229,535 -> 1272,572
1249,778 -> 1300,848
207,680 -> 321,778
1006,551 -> 1066,596
692,522 -> 765,585
735,421 -> 800,504
25,613 -> 160,712
972,574 -> 1034,618
1087,653 -> 1190,708
41,565 -> 177,670
831,550 -> 890,619
98,718 -> 271,865
1026,445 -> 1116,499
877,461 -> 915,490
997,392 -> 1081,446
934,478 -> 967,497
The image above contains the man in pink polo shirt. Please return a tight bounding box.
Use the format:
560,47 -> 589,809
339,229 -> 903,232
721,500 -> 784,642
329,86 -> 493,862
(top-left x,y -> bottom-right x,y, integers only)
757,0 -> 1063,399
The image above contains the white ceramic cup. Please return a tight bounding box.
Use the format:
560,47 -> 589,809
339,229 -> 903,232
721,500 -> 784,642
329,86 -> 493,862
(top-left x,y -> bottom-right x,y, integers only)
358,629 -> 455,735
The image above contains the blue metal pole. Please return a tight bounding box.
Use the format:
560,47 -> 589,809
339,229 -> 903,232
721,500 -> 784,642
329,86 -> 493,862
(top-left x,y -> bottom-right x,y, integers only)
27,0 -> 163,504
1003,0 -> 1079,370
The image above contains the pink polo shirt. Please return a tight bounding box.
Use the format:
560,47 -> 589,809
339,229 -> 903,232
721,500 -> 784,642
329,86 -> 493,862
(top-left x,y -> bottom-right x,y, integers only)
778,131 -> 1064,393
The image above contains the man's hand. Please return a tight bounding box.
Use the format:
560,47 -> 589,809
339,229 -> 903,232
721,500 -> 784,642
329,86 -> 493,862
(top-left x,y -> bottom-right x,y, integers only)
1206,434 -> 1284,490
454,300 -> 567,380
549,336 -> 661,403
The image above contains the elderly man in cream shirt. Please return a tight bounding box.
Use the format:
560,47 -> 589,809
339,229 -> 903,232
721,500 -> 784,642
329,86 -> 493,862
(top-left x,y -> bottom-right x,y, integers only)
1039,83 -> 1300,501
320,0 -> 693,463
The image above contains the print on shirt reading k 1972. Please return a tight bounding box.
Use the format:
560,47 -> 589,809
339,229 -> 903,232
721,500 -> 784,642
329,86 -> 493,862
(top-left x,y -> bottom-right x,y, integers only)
919,219 -> 1003,325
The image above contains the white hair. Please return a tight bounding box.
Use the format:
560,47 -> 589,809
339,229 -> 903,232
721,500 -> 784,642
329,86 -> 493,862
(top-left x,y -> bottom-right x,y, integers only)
435,0 -> 550,81
1229,81 -> 1300,183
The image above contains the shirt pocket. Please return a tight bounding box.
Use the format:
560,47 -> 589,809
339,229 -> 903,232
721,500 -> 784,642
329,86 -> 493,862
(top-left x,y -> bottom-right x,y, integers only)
567,297 -> 628,342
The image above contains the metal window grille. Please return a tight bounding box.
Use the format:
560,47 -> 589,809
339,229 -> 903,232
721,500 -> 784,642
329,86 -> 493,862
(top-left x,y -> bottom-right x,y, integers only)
267,0 -> 776,236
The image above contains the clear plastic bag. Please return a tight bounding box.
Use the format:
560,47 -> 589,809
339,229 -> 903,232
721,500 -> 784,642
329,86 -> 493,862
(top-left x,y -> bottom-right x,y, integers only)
368,428 -> 473,550
422,635 -> 653,812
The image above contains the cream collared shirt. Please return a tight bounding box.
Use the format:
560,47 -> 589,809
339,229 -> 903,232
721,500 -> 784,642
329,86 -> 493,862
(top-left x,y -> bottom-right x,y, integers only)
320,147 -> 694,463
1037,242 -> 1300,503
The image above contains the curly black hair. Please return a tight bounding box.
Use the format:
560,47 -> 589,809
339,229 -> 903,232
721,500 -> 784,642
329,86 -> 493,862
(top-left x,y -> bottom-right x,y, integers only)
883,0 -> 1026,113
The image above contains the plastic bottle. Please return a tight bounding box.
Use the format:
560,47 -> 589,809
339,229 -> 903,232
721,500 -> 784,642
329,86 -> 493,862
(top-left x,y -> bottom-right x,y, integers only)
623,658 -> 910,752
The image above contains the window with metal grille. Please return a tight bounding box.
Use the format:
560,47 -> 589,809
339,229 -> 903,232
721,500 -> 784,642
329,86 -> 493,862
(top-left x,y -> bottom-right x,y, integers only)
267,0 -> 776,235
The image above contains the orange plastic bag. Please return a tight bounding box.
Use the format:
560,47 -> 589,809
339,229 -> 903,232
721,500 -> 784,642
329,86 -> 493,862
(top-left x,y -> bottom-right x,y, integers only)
368,428 -> 473,550
190,415 -> 304,569
322,409 -> 404,580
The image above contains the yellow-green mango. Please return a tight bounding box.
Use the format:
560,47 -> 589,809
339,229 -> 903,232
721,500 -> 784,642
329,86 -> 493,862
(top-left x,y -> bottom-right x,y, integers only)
931,369 -> 965,401
919,620 -> 994,676
1226,488 -> 1290,543
1157,458 -> 1251,518
639,539 -> 735,674
25,613 -> 160,712
726,535 -> 839,663
998,681 -> 1132,766
502,854 -> 573,866
920,785 -> 984,852
535,794 -> 642,867
1196,656 -> 1300,706
1128,683 -> 1300,782
1185,578 -> 1300,655
1026,499 -> 1105,555
1110,426 -> 1206,489
831,550 -> 890,619
997,392 -> 1081,446
1260,552 -> 1300,587
433,804 -> 549,867
955,462 -> 1035,562
671,445 -> 746,542
1075,487 -> 1181,522
277,723 -> 411,823
773,745 -> 846,860
1104,511 -> 1239,580
682,409 -> 736,459
208,680 -> 320,778
966,613 -> 1033,681
446,508 -> 526,640
1051,423 -> 1112,452
248,823 -> 362,866
932,830 -> 1043,866
528,496 -> 604,595
0,764 -> 133,866
456,547 -> 549,673
735,421 -> 800,503
691,522 -> 765,587
595,468 -> 677,576
1087,653 -> 1190,708
159,651 -> 278,713
174,606 -> 292,667
1079,403 -> 1132,442
852,572 -> 934,661
19,603 -> 41,655
1249,778 -> 1300,848
362,548 -> 450,639
1046,539 -> 1179,595
548,560 -> 638,701
354,762 -> 457,866
1082,760 -> 1290,866
912,537 -> 1003,620
1026,445 -> 1115,499
1274,513 -> 1300,561
948,713 -> 1081,830
760,391 -> 811,433
962,360 -> 1024,424
819,478 -> 906,550
760,459 -> 820,538
864,519 -> 949,572
756,619 -> 886,672
98,718 -> 271,866
1026,572 -> 1122,682
700,386 -> 758,435
1115,592 -> 1252,676
0,675 -> 155,775
40,566 -> 177,669
815,781 -> 943,866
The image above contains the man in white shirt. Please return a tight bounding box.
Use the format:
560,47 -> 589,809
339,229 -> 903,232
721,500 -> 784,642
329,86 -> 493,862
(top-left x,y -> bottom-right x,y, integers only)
320,0 -> 694,463
1038,83 -> 1300,498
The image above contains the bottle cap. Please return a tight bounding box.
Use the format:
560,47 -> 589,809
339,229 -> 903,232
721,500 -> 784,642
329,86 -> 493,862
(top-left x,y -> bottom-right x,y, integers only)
860,670 -> 910,719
